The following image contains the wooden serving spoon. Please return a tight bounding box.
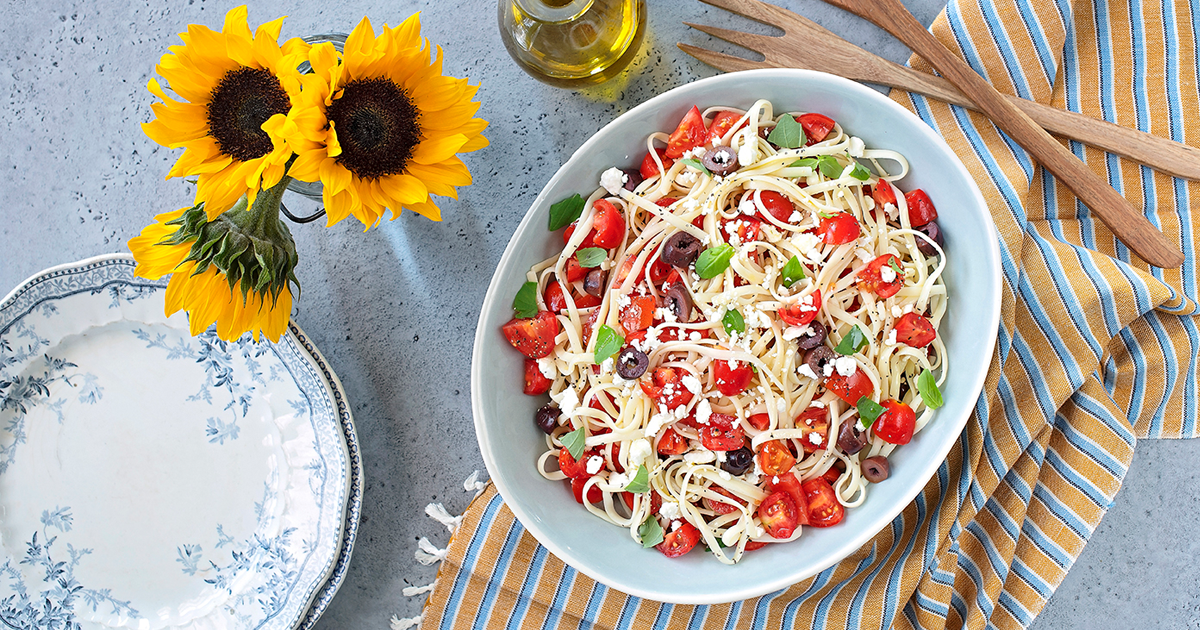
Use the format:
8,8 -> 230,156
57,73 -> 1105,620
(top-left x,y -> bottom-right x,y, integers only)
815,0 -> 1184,268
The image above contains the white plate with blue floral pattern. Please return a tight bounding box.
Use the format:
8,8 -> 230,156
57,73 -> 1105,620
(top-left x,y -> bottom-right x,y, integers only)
0,254 -> 361,630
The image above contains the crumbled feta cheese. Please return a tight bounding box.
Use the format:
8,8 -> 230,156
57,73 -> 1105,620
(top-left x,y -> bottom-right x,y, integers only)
808,432 -> 823,446
617,293 -> 632,309
798,364 -> 819,380
676,170 -> 699,186
628,438 -> 652,467
891,305 -> 903,318
879,264 -> 897,283
886,329 -> 898,346
738,142 -> 758,168
788,211 -> 803,223
673,405 -> 689,419
683,146 -> 707,159
689,331 -> 701,341
738,197 -> 756,215
716,450 -> 727,463
782,325 -> 810,341
645,413 -> 668,439
586,455 -> 604,474
599,357 -> 614,373
857,418 -> 867,431
537,357 -> 556,379
671,520 -> 682,531
823,362 -> 835,377
695,399 -> 713,425
855,248 -> 874,263
608,472 -> 630,488
681,374 -> 701,394
682,197 -> 700,212
904,304 -> 914,314
885,202 -> 899,220
834,356 -> 858,377
848,136 -> 865,157
554,387 -> 580,417
776,398 -> 787,413
810,400 -> 825,408
600,167 -> 627,195
794,232 -> 821,257
659,501 -> 681,521
684,449 -> 716,464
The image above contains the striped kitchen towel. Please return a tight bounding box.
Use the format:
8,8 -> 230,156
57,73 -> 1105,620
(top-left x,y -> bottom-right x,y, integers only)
407,0 -> 1200,625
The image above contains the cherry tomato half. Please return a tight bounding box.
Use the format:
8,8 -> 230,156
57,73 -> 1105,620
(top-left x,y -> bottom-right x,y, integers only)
795,406 -> 829,454
699,413 -> 744,451
873,178 -> 898,208
757,440 -> 796,475
657,427 -> 689,456
563,221 -> 596,249
544,279 -> 568,313
639,367 -> 695,411
824,367 -> 873,405
523,358 -> 552,395
721,215 -> 763,244
818,212 -> 861,245
857,254 -> 904,298
777,289 -> 822,327
758,190 -> 797,224
712,359 -> 754,396
559,446 -> 598,479
571,476 -> 603,504
657,521 -> 702,558
747,412 -> 771,431
502,311 -> 559,359
565,256 -> 588,283
904,189 -> 938,227
591,199 -> 626,249
703,486 -> 745,515
708,110 -> 743,144
666,106 -> 708,159
801,477 -> 845,527
621,489 -> 663,514
619,295 -> 657,335
895,312 -> 936,348
799,113 -> 836,145
764,471 -> 809,525
640,148 -> 674,180
874,399 -> 916,445
758,491 -> 799,539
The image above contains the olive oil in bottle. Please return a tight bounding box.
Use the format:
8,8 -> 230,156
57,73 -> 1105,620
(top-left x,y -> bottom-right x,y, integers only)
498,0 -> 647,89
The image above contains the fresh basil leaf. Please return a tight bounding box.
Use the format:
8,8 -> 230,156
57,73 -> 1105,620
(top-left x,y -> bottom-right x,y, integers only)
513,281 -> 538,318
849,162 -> 871,181
594,324 -> 624,365
767,115 -> 805,149
888,257 -> 903,275
625,464 -> 650,493
695,244 -> 736,279
818,155 -> 842,179
835,325 -> 867,355
638,515 -> 664,548
576,247 -> 606,268
723,309 -> 745,335
678,158 -> 711,176
548,193 -> 585,231
789,157 -> 818,168
917,368 -> 943,408
561,425 -> 586,461
781,255 -> 806,287
816,209 -> 836,219
856,396 -> 886,427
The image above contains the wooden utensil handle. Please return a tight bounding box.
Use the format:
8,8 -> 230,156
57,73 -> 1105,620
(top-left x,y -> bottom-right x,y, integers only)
836,0 -> 1183,268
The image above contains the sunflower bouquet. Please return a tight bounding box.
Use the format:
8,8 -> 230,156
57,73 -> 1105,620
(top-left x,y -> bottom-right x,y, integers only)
129,6 -> 487,341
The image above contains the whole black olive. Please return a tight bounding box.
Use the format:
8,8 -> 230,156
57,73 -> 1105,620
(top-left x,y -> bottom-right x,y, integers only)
584,268 -> 608,297
795,320 -> 827,351
702,146 -> 740,177
621,168 -> 643,191
915,220 -> 943,256
616,346 -> 650,379
862,456 -> 890,483
664,284 -> 693,322
535,404 -> 560,435
837,420 -> 868,455
660,231 -> 703,268
804,345 -> 836,377
722,446 -> 754,475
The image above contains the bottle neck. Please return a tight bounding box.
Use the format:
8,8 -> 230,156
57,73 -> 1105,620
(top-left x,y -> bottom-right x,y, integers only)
512,0 -> 594,24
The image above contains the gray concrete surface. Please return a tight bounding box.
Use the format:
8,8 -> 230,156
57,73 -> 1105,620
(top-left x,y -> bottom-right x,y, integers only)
0,0 -> 1195,627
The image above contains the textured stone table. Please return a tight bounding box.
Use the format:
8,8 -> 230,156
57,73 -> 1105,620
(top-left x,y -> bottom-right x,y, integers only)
1,1 -> 1196,628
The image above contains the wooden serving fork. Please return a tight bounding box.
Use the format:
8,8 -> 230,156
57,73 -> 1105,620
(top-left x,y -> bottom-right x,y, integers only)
680,0 -> 1184,268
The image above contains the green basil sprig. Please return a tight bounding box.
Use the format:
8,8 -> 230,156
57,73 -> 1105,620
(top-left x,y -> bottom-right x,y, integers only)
768,115 -> 805,149
835,325 -> 867,355
548,193 -> 585,231
696,244 -> 736,279
593,324 -> 624,365
513,281 -> 538,318
917,368 -> 943,408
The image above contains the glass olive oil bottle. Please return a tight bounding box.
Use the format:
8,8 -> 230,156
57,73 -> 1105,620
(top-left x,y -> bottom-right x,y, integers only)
498,0 -> 647,89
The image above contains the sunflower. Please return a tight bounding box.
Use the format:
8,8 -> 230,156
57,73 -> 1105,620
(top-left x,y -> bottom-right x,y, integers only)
128,197 -> 298,343
143,6 -> 310,220
286,14 -> 488,226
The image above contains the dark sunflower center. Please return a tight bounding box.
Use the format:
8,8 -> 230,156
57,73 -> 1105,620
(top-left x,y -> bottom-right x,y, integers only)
207,67 -> 291,162
326,77 -> 421,180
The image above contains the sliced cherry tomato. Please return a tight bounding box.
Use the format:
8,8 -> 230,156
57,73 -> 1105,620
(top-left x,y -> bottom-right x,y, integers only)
764,471 -> 809,525
744,540 -> 768,551
822,465 -> 842,485
818,212 -> 861,245
559,446 -> 598,479
895,312 -> 936,348
873,178 -> 898,208
801,477 -> 845,527
799,113 -> 836,145
640,148 -> 674,180
619,295 -> 657,335
795,406 -> 829,454
502,311 -> 559,359
703,486 -> 745,515
657,521 -> 701,558
523,358 -> 552,395
563,221 -> 596,249
571,476 -> 604,504
777,289 -> 822,327
646,257 -> 672,285
708,110 -> 743,144
904,189 -> 938,227
757,440 -> 796,475
824,367 -> 873,405
721,215 -> 763,244
621,490 -> 662,514
657,426 -> 689,455
565,256 -> 588,283
572,292 -> 602,309
544,279 -> 568,313
857,254 -> 904,299
657,197 -> 679,207
712,359 -> 754,396
699,413 -> 744,451
757,190 -> 797,224
874,399 -> 916,445
660,268 -> 682,290
591,200 -> 626,249
606,441 -> 625,473
758,491 -> 799,539
581,308 -> 600,347
665,106 -> 707,159
639,367 -> 695,411
747,412 -> 771,431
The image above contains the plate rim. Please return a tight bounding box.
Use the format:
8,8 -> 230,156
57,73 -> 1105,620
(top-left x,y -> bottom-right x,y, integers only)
0,252 -> 363,629
471,68 -> 1002,604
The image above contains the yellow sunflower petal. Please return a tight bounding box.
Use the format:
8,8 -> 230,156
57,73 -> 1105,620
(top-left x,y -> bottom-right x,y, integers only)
410,133 -> 468,165
222,6 -> 256,67
167,138 -> 231,178
252,16 -> 288,69
379,173 -> 428,206
323,187 -> 357,226
287,149 -> 326,183
459,133 -> 490,153
343,17 -> 379,79
406,199 -> 442,222
387,13 -> 423,50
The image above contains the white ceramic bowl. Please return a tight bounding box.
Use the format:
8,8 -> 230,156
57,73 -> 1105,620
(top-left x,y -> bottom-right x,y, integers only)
472,69 -> 1000,604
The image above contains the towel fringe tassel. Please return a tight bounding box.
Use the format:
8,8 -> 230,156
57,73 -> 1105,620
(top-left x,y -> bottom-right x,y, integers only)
391,614 -> 423,630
